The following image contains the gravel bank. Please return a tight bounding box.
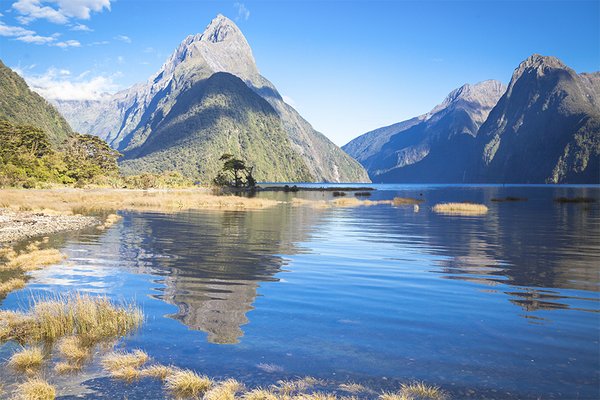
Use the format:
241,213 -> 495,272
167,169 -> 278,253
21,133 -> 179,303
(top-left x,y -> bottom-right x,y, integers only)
0,209 -> 100,243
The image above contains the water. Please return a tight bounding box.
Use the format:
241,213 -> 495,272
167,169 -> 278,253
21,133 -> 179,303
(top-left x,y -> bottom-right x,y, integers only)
1,185 -> 599,399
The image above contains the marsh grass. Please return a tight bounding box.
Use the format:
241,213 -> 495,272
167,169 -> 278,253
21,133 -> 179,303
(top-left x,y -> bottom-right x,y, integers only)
56,335 -> 90,362
204,379 -> 245,400
140,364 -> 178,380
379,382 -> 447,400
392,197 -> 424,206
164,369 -> 213,399
8,345 -> 45,372
54,361 -> 83,374
338,383 -> 368,393
292,198 -> 393,209
242,388 -> 278,400
432,203 -> 488,216
16,377 -> 56,400
0,277 -> 27,294
0,189 -> 279,214
0,245 -> 65,272
554,197 -> 596,203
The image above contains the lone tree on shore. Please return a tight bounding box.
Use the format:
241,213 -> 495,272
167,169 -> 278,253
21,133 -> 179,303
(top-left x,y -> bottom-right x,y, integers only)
213,153 -> 256,188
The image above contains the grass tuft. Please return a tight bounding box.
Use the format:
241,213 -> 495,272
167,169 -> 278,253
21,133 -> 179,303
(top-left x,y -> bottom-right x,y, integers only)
242,388 -> 278,400
392,197 -> 424,206
8,345 -> 45,372
399,382 -> 447,400
432,202 -> 488,216
16,377 -> 56,400
0,277 -> 27,295
140,364 -> 178,380
204,379 -> 245,400
164,369 -> 213,399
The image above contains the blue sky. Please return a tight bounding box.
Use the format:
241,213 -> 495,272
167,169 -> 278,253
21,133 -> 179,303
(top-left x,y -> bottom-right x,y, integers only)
0,0 -> 598,145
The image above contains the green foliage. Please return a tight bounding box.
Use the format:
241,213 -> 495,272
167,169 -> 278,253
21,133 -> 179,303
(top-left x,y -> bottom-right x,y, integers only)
122,171 -> 194,189
0,119 -> 120,188
213,153 -> 256,188
0,60 -> 72,145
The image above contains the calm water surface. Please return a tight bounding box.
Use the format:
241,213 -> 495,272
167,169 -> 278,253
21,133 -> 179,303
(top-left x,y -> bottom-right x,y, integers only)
1,185 -> 599,399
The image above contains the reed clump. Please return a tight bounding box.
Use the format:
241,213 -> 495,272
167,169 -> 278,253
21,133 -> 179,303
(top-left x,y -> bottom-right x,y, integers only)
242,388 -> 278,400
164,369 -> 213,399
96,213 -> 122,230
0,277 -> 27,295
0,294 -> 143,344
8,345 -> 45,373
15,377 -> 56,400
379,382 -> 447,400
140,364 -> 178,380
0,244 -> 65,272
204,378 -> 245,400
432,203 -> 488,216
392,197 -> 424,206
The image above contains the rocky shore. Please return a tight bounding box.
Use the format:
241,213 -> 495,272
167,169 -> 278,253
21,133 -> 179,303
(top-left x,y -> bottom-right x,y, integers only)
0,209 -> 100,243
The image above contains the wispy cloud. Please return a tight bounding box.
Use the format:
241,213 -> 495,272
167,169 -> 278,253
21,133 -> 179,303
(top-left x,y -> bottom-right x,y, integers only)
0,21 -> 35,37
14,66 -> 120,100
12,0 -> 111,25
70,23 -> 92,31
282,94 -> 297,108
114,34 -> 131,43
234,2 -> 250,21
15,33 -> 57,44
54,39 -> 80,47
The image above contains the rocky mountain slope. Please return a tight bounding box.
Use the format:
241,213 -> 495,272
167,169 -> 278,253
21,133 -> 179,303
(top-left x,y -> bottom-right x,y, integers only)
472,54 -> 600,183
343,80 -> 506,182
0,60 -> 72,145
54,15 -> 368,183
344,55 -> 599,184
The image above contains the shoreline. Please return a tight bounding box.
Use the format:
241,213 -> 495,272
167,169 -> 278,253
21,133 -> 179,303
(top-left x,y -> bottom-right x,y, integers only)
0,209 -> 100,244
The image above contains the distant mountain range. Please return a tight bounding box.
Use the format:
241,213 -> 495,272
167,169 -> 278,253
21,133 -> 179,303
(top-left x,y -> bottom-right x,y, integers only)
344,55 -> 600,184
54,15 -> 369,183
0,60 -> 72,146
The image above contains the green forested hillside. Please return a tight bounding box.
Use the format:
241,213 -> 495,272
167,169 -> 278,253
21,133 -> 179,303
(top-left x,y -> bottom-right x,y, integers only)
119,72 -> 314,183
0,60 -> 73,146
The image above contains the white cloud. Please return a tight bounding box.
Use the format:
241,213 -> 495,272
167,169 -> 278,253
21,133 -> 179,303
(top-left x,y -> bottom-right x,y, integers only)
234,2 -> 249,21
70,22 -> 92,31
116,55 -> 124,64
16,67 -> 120,100
54,39 -> 80,47
12,0 -> 111,25
0,21 -> 35,37
15,33 -> 56,44
89,40 -> 108,45
114,34 -> 131,43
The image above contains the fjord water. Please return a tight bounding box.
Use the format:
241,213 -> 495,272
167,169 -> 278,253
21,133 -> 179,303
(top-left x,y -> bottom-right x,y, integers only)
2,185 -> 599,399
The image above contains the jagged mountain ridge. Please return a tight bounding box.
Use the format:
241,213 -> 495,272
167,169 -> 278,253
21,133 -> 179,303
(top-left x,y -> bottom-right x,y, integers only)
343,79 -> 507,182
54,15 -> 369,183
473,54 -> 600,183
344,55 -> 600,184
0,60 -> 72,145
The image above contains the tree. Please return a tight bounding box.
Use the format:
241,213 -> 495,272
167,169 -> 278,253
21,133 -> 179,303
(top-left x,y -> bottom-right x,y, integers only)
64,134 -> 122,182
213,153 -> 256,188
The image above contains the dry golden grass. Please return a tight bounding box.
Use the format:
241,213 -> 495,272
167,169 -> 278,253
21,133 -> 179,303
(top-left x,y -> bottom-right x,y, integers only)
0,188 -> 279,214
0,246 -> 65,272
392,197 -> 424,206
399,382 -> 446,400
379,382 -> 447,400
8,346 -> 45,372
0,294 -> 142,345
15,377 -> 56,400
140,364 -> 178,380
338,383 -> 368,393
0,277 -> 27,294
101,349 -> 149,371
57,335 -> 90,362
204,379 -> 245,400
164,369 -> 213,399
294,394 -> 338,400
432,202 -> 488,216
243,388 -> 279,400
54,361 -> 83,374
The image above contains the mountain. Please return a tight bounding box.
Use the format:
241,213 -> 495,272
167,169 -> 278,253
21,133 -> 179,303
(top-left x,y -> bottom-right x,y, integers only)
343,80 -> 506,182
344,54 -> 600,184
54,15 -> 369,183
473,54 -> 600,183
0,60 -> 72,145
